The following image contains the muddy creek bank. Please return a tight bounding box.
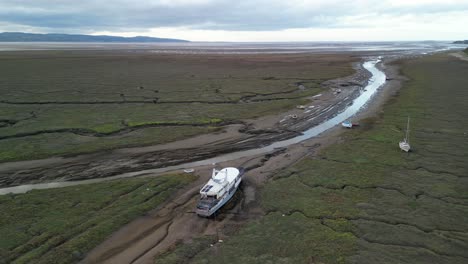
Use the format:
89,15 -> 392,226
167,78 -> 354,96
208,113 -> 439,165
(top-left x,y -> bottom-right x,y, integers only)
0,59 -> 385,194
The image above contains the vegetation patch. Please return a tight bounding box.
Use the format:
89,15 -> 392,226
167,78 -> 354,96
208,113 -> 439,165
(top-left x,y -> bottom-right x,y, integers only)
0,51 -> 354,162
0,173 -> 196,264
155,236 -> 218,264
0,126 -> 218,162
157,54 -> 468,263
126,118 -> 223,127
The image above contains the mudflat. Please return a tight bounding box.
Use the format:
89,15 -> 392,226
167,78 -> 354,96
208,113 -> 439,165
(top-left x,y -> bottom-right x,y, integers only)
0,51 -> 366,187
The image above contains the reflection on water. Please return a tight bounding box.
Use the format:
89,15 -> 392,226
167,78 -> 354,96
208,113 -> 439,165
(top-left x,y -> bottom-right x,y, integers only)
0,60 -> 385,195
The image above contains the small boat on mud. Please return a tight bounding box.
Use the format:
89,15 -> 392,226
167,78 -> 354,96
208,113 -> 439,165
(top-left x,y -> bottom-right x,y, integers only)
399,117 -> 411,152
196,167 -> 245,217
342,120 -> 353,128
342,120 -> 359,128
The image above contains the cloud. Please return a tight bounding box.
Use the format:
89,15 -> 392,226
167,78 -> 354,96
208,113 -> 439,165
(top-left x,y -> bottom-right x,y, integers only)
0,0 -> 467,40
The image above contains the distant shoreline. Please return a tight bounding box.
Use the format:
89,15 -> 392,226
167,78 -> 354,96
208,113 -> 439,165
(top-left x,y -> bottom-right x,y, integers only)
0,32 -> 189,43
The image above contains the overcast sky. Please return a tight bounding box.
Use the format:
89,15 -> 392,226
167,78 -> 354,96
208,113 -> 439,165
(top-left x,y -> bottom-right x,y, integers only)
0,0 -> 467,41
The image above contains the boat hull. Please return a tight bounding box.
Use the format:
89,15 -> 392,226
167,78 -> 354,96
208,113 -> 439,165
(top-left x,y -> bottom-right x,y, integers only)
399,141 -> 411,152
342,121 -> 353,128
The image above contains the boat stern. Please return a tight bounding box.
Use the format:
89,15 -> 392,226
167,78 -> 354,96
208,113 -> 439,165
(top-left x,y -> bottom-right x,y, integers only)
196,197 -> 218,217
196,208 -> 212,217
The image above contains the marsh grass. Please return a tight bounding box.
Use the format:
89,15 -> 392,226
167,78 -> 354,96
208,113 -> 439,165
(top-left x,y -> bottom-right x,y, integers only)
0,173 -> 196,264
156,54 -> 468,263
0,126 -> 218,161
0,51 -> 354,162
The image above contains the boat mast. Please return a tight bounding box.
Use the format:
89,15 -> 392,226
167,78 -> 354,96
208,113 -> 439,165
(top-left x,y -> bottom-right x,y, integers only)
405,117 -> 410,144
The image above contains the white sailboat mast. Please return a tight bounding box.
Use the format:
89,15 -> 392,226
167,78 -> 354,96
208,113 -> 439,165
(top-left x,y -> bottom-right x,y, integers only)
406,117 -> 410,144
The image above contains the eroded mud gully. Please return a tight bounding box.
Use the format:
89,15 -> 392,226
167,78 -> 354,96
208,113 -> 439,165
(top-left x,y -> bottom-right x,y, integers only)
82,145 -> 305,264
0,60 -> 373,189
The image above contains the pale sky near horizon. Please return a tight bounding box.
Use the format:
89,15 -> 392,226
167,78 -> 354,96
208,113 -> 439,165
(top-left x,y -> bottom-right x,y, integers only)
0,0 -> 467,41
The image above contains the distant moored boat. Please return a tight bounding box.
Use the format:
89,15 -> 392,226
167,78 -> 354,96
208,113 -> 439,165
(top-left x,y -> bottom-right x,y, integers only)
342,120 -> 353,128
399,117 -> 411,152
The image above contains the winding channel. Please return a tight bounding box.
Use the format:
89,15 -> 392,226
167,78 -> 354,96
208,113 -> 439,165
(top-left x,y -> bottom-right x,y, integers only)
0,59 -> 386,195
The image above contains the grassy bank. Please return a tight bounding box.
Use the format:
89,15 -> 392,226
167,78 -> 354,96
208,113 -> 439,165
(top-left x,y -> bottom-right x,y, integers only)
0,173 -> 196,264
0,51 -> 355,162
155,54 -> 468,263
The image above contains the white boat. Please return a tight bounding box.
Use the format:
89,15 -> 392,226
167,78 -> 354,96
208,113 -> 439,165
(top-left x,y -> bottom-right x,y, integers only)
196,167 -> 244,217
342,120 -> 353,128
399,117 -> 411,152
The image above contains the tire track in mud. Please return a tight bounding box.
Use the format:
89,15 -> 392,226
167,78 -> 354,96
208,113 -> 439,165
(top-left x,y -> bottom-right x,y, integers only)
0,132 -> 297,187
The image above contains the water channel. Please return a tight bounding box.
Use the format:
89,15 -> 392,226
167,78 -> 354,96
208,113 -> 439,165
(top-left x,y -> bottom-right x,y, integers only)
0,59 -> 386,195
